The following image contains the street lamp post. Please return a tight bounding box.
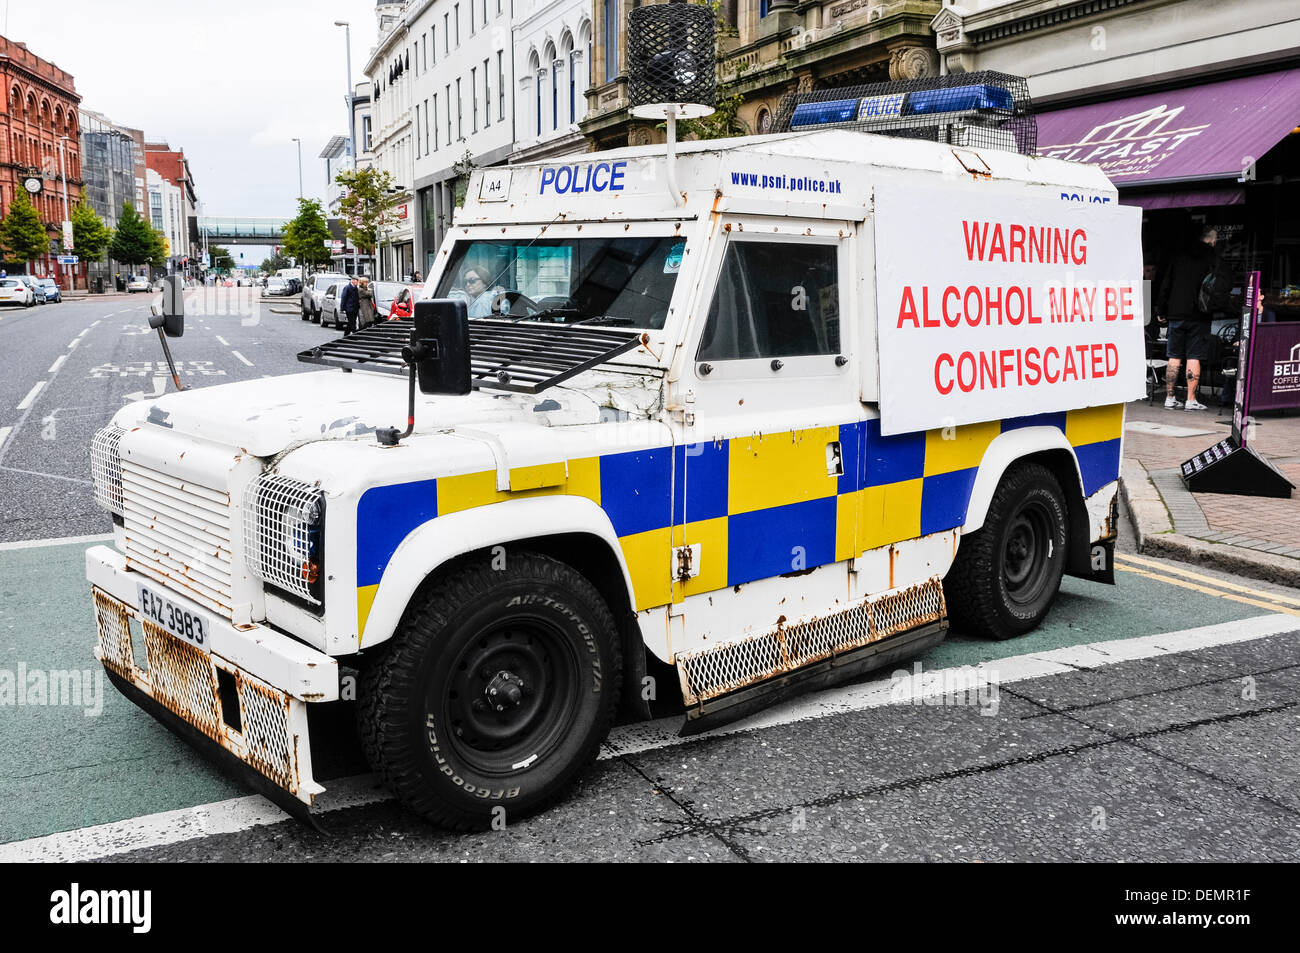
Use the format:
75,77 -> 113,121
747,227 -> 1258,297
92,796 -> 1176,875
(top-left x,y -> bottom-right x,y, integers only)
57,136 -> 72,289
335,20 -> 359,277
291,137 -> 303,198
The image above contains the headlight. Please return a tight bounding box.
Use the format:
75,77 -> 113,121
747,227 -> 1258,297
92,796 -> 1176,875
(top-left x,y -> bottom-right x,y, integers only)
244,474 -> 326,606
90,425 -> 128,516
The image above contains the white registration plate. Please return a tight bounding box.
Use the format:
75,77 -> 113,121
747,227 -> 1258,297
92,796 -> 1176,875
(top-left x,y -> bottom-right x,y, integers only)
136,583 -> 213,654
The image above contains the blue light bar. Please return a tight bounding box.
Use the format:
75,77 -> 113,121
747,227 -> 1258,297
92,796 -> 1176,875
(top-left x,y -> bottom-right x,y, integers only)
790,99 -> 860,128
903,84 -> 1014,115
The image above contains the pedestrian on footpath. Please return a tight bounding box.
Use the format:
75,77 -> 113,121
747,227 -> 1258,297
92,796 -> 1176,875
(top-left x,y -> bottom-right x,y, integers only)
358,276 -> 377,330
339,276 -> 361,334
1156,225 -> 1228,411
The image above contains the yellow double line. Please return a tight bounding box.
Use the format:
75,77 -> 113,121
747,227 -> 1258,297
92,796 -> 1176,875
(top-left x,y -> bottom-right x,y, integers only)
1114,552 -> 1300,617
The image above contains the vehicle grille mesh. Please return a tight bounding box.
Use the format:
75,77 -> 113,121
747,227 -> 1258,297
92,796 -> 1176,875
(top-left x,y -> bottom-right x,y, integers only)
677,579 -> 946,706
243,474 -> 324,604
90,424 -> 128,515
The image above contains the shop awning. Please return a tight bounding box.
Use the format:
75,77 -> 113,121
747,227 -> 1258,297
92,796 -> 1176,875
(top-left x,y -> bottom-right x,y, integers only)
1037,69 -> 1300,187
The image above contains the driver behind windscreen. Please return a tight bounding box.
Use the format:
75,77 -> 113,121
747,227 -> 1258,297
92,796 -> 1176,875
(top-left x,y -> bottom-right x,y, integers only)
450,264 -> 506,317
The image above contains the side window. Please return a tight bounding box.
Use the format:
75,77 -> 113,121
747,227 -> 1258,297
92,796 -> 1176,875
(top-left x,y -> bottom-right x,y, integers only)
697,242 -> 840,361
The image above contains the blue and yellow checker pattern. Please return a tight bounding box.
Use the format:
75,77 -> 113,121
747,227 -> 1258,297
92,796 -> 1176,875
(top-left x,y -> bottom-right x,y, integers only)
354,404 -> 1123,635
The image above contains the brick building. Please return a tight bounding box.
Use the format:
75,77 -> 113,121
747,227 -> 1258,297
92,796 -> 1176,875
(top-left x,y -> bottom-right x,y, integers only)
0,35 -> 84,284
144,142 -> 198,270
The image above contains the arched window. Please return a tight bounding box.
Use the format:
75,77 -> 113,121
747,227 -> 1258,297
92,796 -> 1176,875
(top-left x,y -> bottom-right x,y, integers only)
577,21 -> 591,123
40,99 -> 51,127
26,92 -> 36,120
561,32 -> 575,126
545,42 -> 558,132
528,50 -> 542,137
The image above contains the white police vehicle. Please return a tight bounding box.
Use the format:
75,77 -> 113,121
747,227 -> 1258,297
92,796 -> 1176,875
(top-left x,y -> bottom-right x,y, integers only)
87,79 -> 1145,829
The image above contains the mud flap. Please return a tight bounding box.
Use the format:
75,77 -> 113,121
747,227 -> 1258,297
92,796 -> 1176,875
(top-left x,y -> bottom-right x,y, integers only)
105,669 -> 328,832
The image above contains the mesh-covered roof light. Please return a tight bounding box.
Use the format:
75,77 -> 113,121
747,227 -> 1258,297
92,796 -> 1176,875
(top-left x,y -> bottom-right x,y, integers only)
773,71 -> 1037,156
627,3 -> 717,120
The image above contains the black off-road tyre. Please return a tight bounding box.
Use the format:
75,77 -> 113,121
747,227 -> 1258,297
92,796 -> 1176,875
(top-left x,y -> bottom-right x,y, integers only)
358,551 -> 622,830
943,462 -> 1068,640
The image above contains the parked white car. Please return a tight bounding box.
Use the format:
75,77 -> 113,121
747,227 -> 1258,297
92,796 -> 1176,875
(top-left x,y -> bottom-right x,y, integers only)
0,277 -> 33,306
126,276 -> 151,293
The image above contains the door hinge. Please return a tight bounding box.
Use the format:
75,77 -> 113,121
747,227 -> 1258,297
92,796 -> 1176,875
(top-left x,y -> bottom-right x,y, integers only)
673,543 -> 700,581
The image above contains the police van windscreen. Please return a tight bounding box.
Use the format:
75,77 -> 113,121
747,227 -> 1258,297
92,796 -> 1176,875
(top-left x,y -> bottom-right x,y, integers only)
435,236 -> 686,329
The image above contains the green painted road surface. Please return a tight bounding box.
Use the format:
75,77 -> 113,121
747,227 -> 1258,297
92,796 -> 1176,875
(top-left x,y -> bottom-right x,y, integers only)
0,538 -> 1276,845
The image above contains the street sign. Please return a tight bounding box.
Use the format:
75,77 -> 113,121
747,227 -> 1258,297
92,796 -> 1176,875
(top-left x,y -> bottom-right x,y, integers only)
62,221 -> 74,251
57,255 -> 78,265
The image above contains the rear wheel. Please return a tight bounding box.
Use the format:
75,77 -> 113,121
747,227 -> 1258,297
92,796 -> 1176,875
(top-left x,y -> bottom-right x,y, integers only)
358,552 -> 622,830
943,462 -> 1068,640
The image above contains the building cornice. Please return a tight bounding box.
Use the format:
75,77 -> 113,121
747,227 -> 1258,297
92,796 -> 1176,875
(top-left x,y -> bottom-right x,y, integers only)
935,0 -> 1153,52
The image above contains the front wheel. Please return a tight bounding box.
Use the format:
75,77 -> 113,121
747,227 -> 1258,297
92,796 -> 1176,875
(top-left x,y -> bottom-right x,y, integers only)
358,551 -> 622,830
943,462 -> 1068,640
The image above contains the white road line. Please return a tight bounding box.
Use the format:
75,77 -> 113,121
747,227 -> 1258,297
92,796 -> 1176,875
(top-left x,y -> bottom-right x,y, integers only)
215,335 -> 229,346
16,380 -> 45,411
0,532 -> 113,551
91,320 -> 100,327
0,426 -> 11,452
0,465 -> 94,486
66,337 -> 79,350
76,328 -> 89,339
0,613 -> 1292,862
47,355 -> 66,374
230,350 -> 253,367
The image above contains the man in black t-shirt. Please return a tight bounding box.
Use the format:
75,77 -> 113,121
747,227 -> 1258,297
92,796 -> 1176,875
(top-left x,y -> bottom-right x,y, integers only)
1156,226 -> 1224,411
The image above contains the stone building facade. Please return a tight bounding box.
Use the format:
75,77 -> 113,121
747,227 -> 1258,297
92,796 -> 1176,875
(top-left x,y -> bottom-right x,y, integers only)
581,0 -> 943,150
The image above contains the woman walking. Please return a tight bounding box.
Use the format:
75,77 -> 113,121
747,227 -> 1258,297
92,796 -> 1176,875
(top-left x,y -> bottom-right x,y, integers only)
358,277 -> 377,330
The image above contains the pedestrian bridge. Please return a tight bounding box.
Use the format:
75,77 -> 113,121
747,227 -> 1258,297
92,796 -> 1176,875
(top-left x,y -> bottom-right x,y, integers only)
197,217 -> 286,245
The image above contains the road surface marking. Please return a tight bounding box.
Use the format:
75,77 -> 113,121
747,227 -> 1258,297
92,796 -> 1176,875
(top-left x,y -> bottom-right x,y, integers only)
0,426 -> 11,451
90,320 -> 100,327
215,335 -> 229,346
16,381 -> 45,411
231,350 -> 253,367
0,532 -> 112,551
76,328 -> 89,339
1116,564 -> 1299,617
1115,552 -> 1300,607
66,337 -> 79,350
47,355 -> 66,374
0,464 -> 94,486
0,613 -> 1292,862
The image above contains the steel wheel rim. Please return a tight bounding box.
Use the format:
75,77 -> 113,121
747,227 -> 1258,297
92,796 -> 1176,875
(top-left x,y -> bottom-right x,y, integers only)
1002,500 -> 1054,605
443,615 -> 581,776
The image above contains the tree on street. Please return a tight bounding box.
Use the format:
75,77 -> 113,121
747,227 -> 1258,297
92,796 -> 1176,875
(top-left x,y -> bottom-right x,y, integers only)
261,251 -> 292,274
209,246 -> 236,271
109,202 -> 158,271
281,198 -> 332,271
71,198 -> 112,264
0,188 -> 51,273
336,167 -> 396,257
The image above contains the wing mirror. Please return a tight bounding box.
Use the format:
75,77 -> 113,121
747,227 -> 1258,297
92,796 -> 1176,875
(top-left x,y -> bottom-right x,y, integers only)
148,275 -> 185,337
411,298 -> 471,395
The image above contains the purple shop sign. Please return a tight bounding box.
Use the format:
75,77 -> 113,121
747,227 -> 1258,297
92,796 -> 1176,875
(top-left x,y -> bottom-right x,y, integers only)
1036,69 -> 1300,185
1248,323 -> 1300,413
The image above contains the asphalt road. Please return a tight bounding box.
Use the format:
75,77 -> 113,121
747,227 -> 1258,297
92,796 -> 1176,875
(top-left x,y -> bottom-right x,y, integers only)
0,290 -> 330,542
0,291 -> 1296,862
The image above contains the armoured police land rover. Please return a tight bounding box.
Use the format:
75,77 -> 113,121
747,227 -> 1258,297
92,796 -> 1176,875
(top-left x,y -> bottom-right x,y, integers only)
86,75 -> 1146,829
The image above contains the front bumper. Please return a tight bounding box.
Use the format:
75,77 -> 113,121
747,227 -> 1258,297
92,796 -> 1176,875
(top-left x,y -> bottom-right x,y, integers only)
87,545 -> 337,806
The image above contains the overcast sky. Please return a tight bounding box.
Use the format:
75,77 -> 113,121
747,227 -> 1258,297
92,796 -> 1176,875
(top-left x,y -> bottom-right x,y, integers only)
8,0 -> 379,223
